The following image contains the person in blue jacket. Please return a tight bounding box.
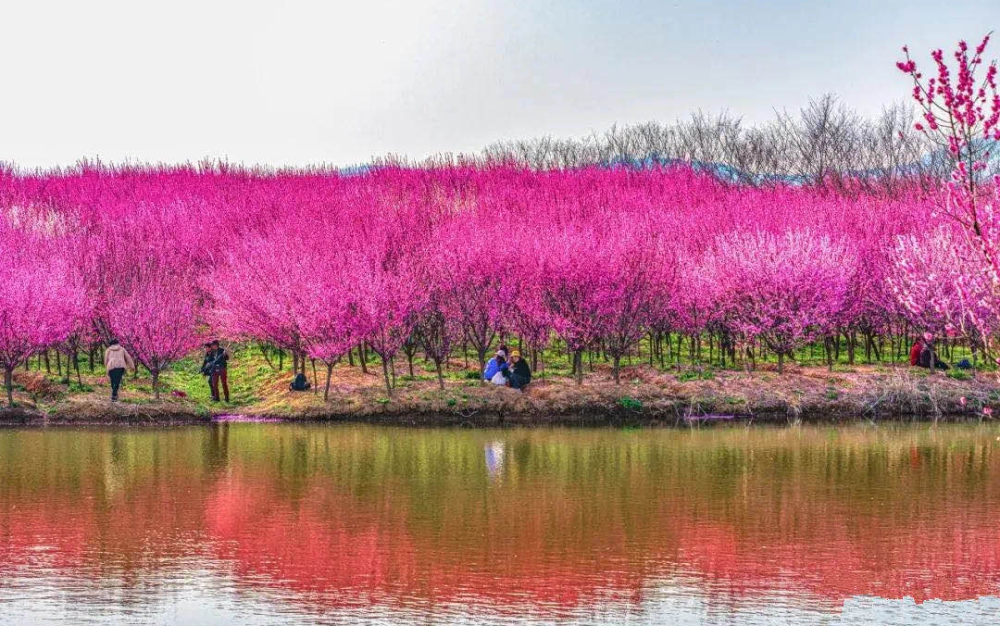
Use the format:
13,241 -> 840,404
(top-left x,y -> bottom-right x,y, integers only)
483,350 -> 508,383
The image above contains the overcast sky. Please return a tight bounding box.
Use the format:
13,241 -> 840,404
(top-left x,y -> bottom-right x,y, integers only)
0,0 -> 995,169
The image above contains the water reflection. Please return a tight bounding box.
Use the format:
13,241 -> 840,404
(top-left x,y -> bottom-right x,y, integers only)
2,424 -> 1000,624
485,440 -> 505,479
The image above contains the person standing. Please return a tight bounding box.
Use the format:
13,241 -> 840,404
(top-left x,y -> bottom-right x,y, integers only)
202,340 -> 230,402
103,339 -> 135,403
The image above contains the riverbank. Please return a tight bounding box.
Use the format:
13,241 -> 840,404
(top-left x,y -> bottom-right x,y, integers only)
1,347 -> 997,426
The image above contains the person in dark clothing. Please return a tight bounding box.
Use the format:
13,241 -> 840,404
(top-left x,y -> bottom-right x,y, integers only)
916,333 -> 949,370
503,349 -> 532,391
289,372 -> 311,391
201,340 -> 230,402
918,341 -> 949,370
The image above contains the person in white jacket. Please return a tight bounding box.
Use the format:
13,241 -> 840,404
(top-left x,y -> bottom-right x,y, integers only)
103,339 -> 135,403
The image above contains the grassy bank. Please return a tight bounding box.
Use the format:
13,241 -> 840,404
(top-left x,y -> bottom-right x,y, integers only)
1,341 -> 998,426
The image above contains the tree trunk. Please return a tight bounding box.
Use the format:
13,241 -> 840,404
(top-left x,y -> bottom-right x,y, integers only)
406,352 -> 414,377
359,344 -> 369,375
152,370 -> 160,400
311,358 -> 318,394
324,362 -> 334,401
4,367 -> 13,407
44,351 -> 50,374
574,350 -> 584,386
777,351 -> 784,374
612,355 -> 621,384
435,360 -> 445,390
477,348 -> 488,384
381,357 -> 392,397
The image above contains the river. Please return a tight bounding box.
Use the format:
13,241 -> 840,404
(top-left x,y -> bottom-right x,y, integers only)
1,424 -> 999,624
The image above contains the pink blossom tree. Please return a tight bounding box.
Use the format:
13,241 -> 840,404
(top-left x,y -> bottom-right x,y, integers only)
896,34 -> 1000,348
104,268 -> 203,399
355,262 -> 422,397
0,221 -> 85,406
889,227 -> 997,346
414,292 -> 462,390
703,229 -> 855,373
534,225 -> 610,385
430,219 -> 514,377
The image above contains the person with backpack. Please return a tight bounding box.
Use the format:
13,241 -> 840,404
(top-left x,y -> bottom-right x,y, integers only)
103,339 -> 135,403
201,340 -> 230,402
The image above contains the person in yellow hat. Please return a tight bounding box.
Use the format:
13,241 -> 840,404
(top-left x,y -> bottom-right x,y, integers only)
503,349 -> 532,391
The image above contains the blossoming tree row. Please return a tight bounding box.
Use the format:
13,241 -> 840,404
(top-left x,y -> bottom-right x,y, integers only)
0,35 -> 997,405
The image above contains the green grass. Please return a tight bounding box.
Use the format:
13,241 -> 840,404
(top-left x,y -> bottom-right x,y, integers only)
13,331 -> 995,411
676,368 -> 715,382
618,396 -> 643,411
947,369 -> 973,381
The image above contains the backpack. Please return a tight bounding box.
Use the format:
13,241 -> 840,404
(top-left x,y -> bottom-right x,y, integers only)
290,373 -> 310,391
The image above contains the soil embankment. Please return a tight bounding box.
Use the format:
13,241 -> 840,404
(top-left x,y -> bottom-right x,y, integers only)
1,362 -> 996,427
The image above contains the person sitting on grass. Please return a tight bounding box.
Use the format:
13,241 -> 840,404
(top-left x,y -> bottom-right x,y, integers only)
918,333 -> 949,370
483,349 -> 508,383
503,349 -> 532,391
488,355 -> 508,385
909,337 -> 924,367
289,372 -> 311,391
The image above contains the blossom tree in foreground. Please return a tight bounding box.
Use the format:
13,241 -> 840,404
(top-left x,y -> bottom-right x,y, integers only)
896,34 -> 1000,349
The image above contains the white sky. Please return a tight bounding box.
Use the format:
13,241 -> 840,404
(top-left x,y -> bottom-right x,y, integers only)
0,0 -> 996,169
